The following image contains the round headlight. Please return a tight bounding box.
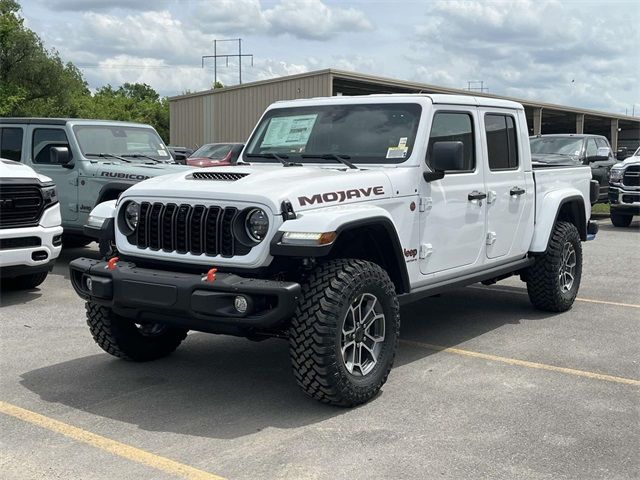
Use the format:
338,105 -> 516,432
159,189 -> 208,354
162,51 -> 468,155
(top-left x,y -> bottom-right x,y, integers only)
245,208 -> 269,242
124,202 -> 139,231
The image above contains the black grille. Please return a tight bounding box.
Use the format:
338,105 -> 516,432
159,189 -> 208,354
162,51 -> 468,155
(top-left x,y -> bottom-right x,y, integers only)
0,184 -> 44,228
0,236 -> 41,249
190,172 -> 249,181
622,194 -> 640,203
129,202 -> 251,257
622,165 -> 640,187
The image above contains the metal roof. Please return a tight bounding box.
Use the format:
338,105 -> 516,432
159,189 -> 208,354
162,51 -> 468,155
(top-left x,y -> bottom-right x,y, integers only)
169,68 -> 640,123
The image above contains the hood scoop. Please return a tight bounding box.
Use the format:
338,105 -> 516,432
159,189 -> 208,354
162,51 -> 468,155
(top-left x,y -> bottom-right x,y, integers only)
189,171 -> 249,181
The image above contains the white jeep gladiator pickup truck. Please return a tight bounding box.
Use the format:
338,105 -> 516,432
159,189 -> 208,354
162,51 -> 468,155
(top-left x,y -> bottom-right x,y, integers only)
1,159 -> 63,289
69,94 -> 598,406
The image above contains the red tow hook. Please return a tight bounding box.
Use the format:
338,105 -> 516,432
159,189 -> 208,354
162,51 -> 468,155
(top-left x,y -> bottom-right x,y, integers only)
106,256 -> 120,271
204,267 -> 217,283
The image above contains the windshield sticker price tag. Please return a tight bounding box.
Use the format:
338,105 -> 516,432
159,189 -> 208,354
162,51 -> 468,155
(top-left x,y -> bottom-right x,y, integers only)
386,146 -> 408,158
261,114 -> 318,148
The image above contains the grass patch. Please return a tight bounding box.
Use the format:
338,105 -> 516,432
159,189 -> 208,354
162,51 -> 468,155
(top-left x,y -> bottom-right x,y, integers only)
591,203 -> 610,214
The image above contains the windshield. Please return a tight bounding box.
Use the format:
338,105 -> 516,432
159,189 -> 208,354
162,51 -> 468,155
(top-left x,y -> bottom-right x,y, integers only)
529,137 -> 583,156
73,125 -> 172,161
634,146 -> 640,157
244,103 -> 422,164
191,143 -> 234,159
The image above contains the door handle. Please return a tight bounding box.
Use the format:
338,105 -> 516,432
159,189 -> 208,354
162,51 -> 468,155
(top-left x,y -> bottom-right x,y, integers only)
468,191 -> 487,201
510,187 -> 526,196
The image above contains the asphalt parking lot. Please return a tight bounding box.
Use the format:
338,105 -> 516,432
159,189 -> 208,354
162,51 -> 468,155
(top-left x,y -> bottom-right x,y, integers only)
1,218 -> 638,480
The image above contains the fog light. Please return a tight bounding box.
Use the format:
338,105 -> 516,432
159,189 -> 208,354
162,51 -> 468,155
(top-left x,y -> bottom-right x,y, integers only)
234,295 -> 248,313
85,276 -> 93,291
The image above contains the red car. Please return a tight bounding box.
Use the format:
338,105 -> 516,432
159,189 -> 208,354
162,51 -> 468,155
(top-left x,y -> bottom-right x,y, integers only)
186,143 -> 244,167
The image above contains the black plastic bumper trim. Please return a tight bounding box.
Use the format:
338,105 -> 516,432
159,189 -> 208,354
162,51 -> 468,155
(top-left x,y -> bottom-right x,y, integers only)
68,257 -> 301,333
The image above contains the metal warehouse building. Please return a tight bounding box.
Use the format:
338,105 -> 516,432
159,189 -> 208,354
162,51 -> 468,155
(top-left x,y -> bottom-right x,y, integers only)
169,69 -> 640,153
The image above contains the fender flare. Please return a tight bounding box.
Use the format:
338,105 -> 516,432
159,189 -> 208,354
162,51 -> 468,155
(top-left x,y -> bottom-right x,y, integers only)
530,192 -> 587,252
96,181 -> 136,204
270,207 -> 410,293
83,200 -> 117,241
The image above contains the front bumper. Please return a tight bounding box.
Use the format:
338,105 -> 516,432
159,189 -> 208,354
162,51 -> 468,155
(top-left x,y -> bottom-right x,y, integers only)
69,258 -> 301,334
609,186 -> 640,214
0,222 -> 63,275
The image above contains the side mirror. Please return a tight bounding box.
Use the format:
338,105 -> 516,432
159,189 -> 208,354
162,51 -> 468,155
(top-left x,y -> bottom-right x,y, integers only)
50,146 -> 73,167
173,153 -> 187,164
424,141 -> 464,182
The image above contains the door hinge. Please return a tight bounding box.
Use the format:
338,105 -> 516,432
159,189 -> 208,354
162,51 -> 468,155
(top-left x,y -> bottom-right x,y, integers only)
419,243 -> 433,259
486,232 -> 497,245
69,176 -> 78,186
487,190 -> 497,204
419,196 -> 432,212
69,203 -> 78,212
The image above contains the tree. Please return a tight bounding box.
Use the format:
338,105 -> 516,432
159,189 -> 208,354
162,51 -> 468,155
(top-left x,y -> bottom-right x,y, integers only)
212,81 -> 224,89
0,0 -> 88,116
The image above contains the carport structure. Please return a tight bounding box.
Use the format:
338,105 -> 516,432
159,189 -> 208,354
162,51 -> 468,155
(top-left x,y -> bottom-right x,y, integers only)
170,69 -> 640,154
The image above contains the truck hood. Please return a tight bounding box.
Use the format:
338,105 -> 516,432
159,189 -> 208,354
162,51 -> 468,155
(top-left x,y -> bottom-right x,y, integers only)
614,155 -> 640,168
531,153 -> 581,166
0,158 -> 51,183
88,161 -> 192,180
120,164 -> 394,213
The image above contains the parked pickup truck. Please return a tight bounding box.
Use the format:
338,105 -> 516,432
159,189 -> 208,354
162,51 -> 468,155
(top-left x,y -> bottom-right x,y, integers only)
529,134 -> 617,203
0,159 -> 63,289
69,94 -> 598,406
608,146 -> 640,227
0,118 -> 191,247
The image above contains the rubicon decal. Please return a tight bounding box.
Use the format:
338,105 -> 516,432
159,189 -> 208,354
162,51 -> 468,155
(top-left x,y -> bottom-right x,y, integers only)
100,172 -> 150,181
298,186 -> 385,206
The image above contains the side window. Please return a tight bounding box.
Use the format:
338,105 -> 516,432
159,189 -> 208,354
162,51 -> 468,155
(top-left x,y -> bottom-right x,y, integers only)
594,138 -> 611,157
585,138 -> 597,158
427,112 -> 475,171
485,114 -> 518,170
0,128 -> 24,161
32,128 -> 70,164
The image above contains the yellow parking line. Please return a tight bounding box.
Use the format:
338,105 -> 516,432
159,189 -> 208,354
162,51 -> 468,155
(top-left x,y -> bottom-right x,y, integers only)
0,401 -> 225,480
399,340 -> 640,386
468,285 -> 640,309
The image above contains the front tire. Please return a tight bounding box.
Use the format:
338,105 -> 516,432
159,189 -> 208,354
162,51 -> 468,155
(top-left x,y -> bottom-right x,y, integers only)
86,302 -> 187,361
610,212 -> 633,228
525,221 -> 582,312
2,272 -> 48,290
289,259 -> 400,407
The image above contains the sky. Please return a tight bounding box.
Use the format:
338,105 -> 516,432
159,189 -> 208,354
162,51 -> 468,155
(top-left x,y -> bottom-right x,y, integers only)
21,0 -> 640,116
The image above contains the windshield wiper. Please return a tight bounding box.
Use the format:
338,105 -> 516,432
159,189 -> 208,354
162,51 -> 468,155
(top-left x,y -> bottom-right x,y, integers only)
301,153 -> 358,170
85,152 -> 132,163
245,153 -> 301,167
121,154 -> 162,163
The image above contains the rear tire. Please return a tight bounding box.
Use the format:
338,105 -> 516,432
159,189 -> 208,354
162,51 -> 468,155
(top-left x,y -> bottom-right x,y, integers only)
85,302 -> 187,361
2,272 -> 48,290
525,221 -> 582,312
610,212 -> 633,228
289,259 -> 400,407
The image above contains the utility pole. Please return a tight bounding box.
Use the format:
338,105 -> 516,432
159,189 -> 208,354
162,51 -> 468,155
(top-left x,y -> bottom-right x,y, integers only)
201,38 -> 254,87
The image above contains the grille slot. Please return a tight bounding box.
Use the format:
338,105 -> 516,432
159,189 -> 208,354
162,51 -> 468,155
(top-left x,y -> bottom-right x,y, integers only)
0,184 -> 44,229
128,202 -> 251,257
622,165 -> 640,187
190,172 -> 249,181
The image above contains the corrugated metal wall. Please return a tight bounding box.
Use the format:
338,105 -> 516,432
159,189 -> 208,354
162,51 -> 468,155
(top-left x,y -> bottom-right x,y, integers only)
169,72 -> 331,148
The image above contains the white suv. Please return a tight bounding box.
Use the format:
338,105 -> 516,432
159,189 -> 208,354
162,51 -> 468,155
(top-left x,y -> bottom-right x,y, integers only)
0,159 -> 63,289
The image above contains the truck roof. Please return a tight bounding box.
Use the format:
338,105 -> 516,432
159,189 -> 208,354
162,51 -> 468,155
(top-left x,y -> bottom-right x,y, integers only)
0,118 -> 154,128
273,93 -> 524,111
531,133 -> 608,140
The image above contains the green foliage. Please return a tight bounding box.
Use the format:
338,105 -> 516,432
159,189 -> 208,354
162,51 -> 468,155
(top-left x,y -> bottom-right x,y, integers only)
0,0 -> 170,142
212,81 -> 224,89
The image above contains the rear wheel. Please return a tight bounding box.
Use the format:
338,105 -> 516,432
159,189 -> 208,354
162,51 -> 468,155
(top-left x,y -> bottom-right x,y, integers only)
525,221 -> 582,312
610,212 -> 633,228
85,302 -> 187,361
289,259 -> 400,406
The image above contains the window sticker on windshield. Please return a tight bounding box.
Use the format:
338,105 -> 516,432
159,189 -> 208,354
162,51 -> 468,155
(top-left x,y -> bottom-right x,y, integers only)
398,137 -> 408,147
387,146 -> 408,158
261,114 -> 318,148
157,149 -> 168,156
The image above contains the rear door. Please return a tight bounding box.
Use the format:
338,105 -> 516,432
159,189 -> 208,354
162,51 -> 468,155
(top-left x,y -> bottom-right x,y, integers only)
481,110 -> 532,260
419,107 -> 486,276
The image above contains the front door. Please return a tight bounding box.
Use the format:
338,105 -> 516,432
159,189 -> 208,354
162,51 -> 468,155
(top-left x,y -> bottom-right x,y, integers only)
28,126 -> 79,224
419,108 -> 486,276
481,110 -> 532,260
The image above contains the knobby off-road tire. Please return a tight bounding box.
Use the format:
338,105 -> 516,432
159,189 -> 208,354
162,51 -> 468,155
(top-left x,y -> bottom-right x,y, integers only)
525,221 -> 582,312
289,259 -> 400,407
610,212 -> 633,228
3,272 -> 48,290
86,302 -> 187,361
